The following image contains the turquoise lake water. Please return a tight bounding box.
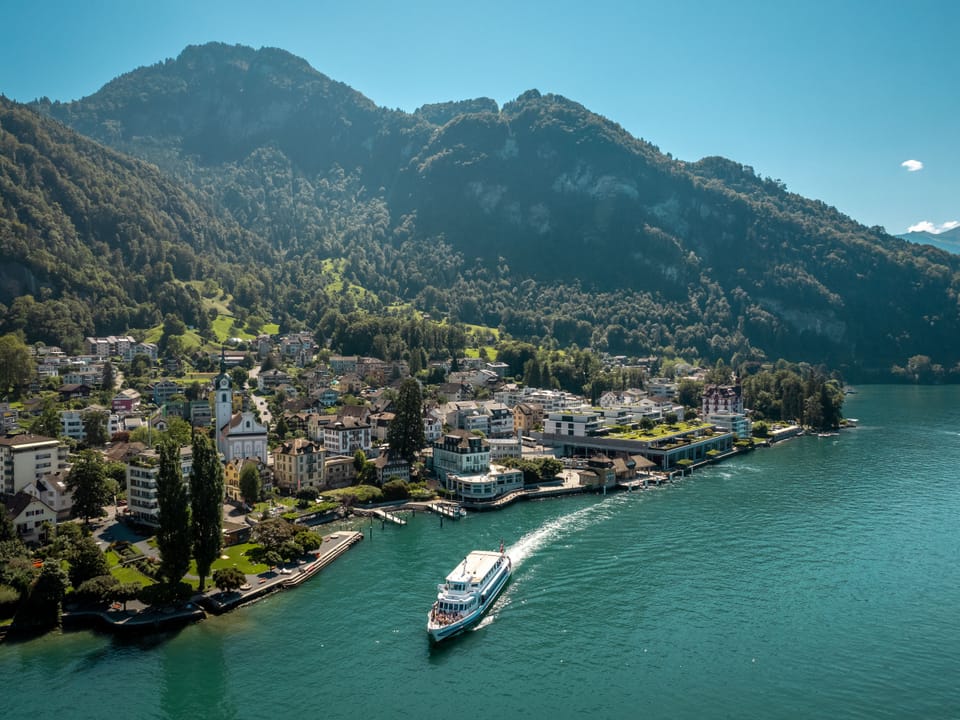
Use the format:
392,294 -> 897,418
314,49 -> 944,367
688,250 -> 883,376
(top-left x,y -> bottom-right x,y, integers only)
2,385 -> 960,719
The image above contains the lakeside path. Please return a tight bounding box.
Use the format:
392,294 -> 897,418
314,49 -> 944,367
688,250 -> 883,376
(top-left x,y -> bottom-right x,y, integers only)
61,531 -> 363,636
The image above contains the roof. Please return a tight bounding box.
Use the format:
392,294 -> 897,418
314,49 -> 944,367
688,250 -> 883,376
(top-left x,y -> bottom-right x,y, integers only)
0,433 -> 60,448
5,491 -> 54,518
445,550 -> 505,585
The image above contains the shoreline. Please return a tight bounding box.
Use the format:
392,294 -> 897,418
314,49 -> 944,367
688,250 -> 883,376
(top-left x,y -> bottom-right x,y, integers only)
51,531 -> 363,639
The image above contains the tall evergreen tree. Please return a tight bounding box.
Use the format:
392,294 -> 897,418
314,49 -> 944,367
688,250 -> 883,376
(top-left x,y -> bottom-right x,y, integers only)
386,378 -> 425,462
66,449 -> 110,524
156,441 -> 191,586
101,361 -> 115,392
190,433 -> 224,592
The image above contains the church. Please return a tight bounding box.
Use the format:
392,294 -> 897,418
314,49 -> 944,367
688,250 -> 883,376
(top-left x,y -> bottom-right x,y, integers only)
213,353 -> 268,464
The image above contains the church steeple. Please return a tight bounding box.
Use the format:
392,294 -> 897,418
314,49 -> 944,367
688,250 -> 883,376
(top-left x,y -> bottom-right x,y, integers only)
214,346 -> 233,457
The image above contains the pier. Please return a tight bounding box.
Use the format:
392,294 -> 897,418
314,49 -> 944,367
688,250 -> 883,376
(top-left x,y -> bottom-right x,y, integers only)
427,502 -> 466,520
354,507 -> 408,525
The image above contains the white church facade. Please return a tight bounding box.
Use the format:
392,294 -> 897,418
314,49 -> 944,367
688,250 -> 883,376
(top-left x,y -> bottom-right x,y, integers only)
214,354 -> 268,464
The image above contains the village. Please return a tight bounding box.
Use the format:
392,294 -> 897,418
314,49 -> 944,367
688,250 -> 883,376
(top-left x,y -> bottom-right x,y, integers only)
0,331 -> 788,636
2,333 -> 768,541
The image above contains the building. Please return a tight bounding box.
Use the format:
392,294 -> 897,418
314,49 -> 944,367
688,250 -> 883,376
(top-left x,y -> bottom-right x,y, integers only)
220,412 -> 269,464
323,455 -> 356,489
112,388 -> 142,413
126,446 -> 193,527
488,436 -> 523,462
86,335 -> 136,358
702,385 -> 744,416
0,434 -> 69,495
258,368 -> 292,392
273,438 -> 325,493
329,355 -> 359,375
705,412 -> 752,438
372,449 -> 410,485
5,492 -> 57,543
647,378 -> 679,399
513,402 -> 544,433
224,457 -> 270,502
0,403 -> 19,433
322,417 -> 372,456
369,411 -> 395,443
151,379 -> 183,406
446,465 -> 524,503
189,400 -> 213,429
423,407 -> 443,443
432,430 -> 490,483
22,471 -> 73,520
123,342 -> 158,363
543,410 -> 604,438
213,352 -> 268,464
60,409 -> 85,441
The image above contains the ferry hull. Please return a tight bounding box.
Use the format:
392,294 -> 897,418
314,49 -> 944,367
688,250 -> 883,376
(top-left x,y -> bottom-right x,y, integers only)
427,558 -> 511,643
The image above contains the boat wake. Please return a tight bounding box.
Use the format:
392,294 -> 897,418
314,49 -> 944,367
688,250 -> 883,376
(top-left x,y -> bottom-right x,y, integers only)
505,497 -> 622,569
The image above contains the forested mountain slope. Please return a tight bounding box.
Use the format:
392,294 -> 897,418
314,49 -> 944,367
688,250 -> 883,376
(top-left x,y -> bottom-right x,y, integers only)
21,42 -> 960,376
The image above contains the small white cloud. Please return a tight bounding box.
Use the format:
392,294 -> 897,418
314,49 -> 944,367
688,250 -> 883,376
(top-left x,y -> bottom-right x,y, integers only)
901,159 -> 924,172
907,220 -> 959,234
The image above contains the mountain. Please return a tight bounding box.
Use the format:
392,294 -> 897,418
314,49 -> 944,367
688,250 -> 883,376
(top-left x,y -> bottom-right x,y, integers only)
896,227 -> 960,254
0,96 -> 267,349
18,42 -> 960,377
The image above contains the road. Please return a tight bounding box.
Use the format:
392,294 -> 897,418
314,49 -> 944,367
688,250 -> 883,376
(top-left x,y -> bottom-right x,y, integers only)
246,364 -> 273,426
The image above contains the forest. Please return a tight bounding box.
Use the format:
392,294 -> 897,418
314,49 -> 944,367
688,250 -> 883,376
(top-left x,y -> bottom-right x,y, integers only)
0,42 -> 957,380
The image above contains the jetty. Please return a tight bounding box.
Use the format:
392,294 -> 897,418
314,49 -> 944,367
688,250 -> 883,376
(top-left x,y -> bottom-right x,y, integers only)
427,502 -> 466,520
357,507 -> 407,525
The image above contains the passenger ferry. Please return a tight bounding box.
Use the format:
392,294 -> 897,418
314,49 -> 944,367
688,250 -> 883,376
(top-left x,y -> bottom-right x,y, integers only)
427,544 -> 512,642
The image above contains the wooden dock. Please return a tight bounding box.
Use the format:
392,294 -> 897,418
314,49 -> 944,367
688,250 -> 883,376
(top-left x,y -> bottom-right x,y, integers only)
369,508 -> 407,525
427,502 -> 466,520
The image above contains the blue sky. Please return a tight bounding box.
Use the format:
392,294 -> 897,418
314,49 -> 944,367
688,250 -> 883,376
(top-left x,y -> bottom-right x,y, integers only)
2,0 -> 957,235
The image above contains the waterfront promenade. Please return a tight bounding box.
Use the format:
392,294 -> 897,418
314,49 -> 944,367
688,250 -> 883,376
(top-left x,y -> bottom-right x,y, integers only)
61,530 -> 363,636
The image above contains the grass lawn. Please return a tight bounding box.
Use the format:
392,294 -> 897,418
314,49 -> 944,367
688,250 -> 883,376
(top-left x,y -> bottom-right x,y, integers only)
202,543 -> 268,576
105,550 -> 155,587
464,346 -> 498,360
609,421 -> 714,442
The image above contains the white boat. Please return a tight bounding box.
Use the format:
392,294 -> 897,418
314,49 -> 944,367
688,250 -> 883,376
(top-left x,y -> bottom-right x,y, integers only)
427,545 -> 512,642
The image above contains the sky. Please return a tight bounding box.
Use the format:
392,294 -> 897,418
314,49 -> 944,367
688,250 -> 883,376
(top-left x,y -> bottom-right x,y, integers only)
2,0 -> 958,236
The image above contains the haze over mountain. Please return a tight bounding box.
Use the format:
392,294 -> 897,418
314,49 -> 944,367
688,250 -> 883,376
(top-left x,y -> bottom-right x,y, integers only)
7,42 -> 960,378
896,226 -> 960,255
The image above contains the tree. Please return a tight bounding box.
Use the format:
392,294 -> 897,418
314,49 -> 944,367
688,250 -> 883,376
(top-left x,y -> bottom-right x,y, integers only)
67,535 -> 110,589
156,441 -> 192,585
230,366 -> 248,390
111,581 -> 142,610
30,400 -> 62,439
239,463 -> 262,506
82,409 -> 110,447
0,333 -> 34,396
252,517 -> 296,555
212,566 -> 246,593
382,478 -> 410,501
14,562 -> 69,632
190,432 -> 224,592
101,361 -> 115,392
75,574 -> 119,603
386,378 -> 426,462
66,449 -> 110,524
0,505 -> 17,543
353,450 -> 367,474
